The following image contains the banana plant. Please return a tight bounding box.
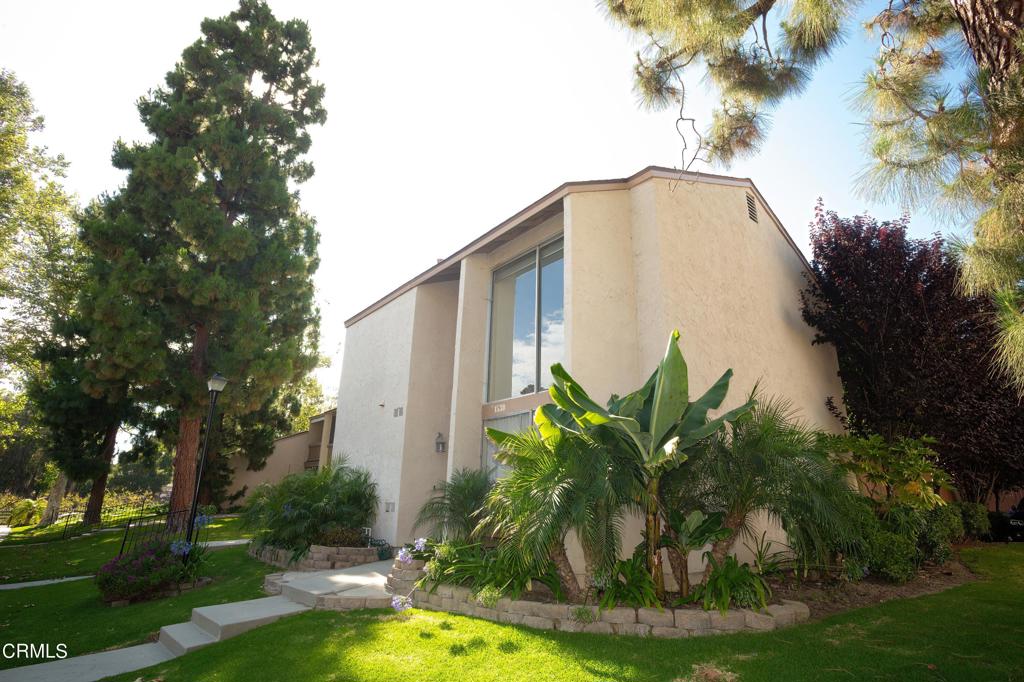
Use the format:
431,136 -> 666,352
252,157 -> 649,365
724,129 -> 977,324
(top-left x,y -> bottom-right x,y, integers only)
661,510 -> 732,596
526,330 -> 754,599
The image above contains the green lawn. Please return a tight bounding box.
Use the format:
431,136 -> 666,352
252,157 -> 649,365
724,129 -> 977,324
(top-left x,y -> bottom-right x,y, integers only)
0,516 -> 250,583
110,545 -> 1024,682
0,547 -> 271,670
2,513 -> 250,547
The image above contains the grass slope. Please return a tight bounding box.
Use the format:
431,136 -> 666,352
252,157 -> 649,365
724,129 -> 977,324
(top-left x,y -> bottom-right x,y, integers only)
0,517 -> 250,583
112,545 -> 1024,682
0,547 -> 270,669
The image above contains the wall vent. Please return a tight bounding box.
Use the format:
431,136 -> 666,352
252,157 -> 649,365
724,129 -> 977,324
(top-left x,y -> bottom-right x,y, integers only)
392,406 -> 404,417
746,193 -> 758,223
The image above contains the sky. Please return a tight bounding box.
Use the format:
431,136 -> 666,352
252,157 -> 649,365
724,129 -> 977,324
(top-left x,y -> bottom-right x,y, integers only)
0,1 -> 948,400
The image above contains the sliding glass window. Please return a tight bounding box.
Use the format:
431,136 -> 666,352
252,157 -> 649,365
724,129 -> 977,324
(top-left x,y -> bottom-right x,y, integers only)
487,238 -> 564,402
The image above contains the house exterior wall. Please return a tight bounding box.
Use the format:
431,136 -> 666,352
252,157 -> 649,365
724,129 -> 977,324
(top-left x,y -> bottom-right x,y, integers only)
446,254 -> 491,478
396,280 -> 460,544
334,171 -> 844,569
225,431 -> 308,504
563,178 -> 845,577
333,288 -> 417,541
316,411 -> 334,470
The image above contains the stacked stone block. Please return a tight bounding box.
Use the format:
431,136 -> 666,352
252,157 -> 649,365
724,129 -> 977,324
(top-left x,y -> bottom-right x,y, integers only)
386,561 -> 811,638
386,557 -> 426,595
249,543 -> 380,570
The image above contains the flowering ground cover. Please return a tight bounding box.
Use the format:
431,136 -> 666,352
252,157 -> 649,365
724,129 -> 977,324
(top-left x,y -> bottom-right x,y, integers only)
110,545 -> 1023,682
0,547 -> 270,670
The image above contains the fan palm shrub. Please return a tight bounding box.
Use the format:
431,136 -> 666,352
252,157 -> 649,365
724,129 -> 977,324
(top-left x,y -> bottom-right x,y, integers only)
478,429 -> 639,603
534,330 -> 753,599
663,392 -> 861,580
242,462 -> 378,559
413,467 -> 492,542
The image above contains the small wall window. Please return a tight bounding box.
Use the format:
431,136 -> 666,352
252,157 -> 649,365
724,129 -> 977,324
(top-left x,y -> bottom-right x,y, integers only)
487,238 -> 564,402
746,193 -> 758,223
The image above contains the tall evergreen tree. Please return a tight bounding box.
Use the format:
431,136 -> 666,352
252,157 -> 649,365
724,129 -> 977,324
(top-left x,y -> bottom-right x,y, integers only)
81,0 -> 325,518
30,317 -> 134,523
606,1 -> 1024,391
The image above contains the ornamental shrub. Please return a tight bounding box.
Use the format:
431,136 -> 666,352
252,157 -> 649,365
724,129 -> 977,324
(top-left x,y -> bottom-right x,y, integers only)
688,554 -> 770,613
598,553 -> 660,610
95,539 -> 207,602
919,504 -> 964,563
867,529 -> 918,583
474,585 -> 502,609
314,525 -> 366,547
417,541 -> 563,601
829,497 -> 882,580
243,462 -> 379,558
956,502 -> 991,539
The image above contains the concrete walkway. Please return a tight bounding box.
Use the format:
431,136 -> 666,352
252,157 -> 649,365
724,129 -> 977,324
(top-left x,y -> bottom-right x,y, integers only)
205,538 -> 250,549
0,559 -> 393,682
0,576 -> 92,591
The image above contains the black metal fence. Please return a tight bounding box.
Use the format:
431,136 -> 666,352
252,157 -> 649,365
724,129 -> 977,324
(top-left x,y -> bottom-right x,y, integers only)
119,508 -> 210,557
56,501 -> 169,540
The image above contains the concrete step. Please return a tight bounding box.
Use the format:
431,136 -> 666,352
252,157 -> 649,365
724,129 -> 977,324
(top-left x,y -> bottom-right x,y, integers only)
158,621 -> 217,656
319,584 -> 392,610
277,560 -> 392,606
192,595 -> 310,639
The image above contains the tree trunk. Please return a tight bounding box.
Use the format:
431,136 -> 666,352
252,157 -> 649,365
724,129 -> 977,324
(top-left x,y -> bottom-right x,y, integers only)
950,0 -> 1024,149
83,473 -> 108,525
169,324 -> 210,521
83,421 -> 119,525
550,542 -> 584,604
666,545 -> 689,596
38,470 -> 68,527
702,513 -> 744,582
644,478 -> 665,601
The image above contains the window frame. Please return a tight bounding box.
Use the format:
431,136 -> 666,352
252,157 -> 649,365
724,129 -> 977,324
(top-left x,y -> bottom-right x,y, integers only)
484,235 -> 564,403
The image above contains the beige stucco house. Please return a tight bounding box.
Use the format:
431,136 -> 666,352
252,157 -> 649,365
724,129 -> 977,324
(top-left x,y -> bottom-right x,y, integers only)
331,166 -> 844,575
225,407 -> 336,504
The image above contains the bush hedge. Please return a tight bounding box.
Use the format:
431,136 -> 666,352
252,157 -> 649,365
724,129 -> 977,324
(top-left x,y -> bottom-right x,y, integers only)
314,524 -> 366,547
243,463 -> 379,557
955,502 -> 991,539
919,504 -> 964,563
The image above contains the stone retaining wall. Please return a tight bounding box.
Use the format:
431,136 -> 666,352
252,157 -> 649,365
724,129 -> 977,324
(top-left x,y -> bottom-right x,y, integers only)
249,543 -> 379,570
387,559 -> 809,638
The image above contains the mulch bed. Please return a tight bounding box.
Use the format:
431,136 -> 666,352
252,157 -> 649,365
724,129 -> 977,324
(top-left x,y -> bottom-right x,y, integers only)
766,552 -> 976,621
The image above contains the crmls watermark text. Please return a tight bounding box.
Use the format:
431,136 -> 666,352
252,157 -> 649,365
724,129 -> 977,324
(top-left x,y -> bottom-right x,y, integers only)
2,643 -> 68,660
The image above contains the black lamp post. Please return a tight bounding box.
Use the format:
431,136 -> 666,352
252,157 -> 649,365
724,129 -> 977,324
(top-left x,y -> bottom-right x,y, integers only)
185,372 -> 228,546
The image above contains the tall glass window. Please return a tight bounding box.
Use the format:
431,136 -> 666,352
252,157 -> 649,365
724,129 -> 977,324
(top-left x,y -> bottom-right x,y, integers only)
481,411 -> 534,479
487,238 -> 564,402
538,241 -> 564,392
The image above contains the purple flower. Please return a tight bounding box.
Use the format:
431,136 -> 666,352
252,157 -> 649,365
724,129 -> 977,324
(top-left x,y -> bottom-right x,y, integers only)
391,595 -> 412,612
194,514 -> 212,529
413,538 -> 427,552
397,547 -> 412,564
169,540 -> 192,557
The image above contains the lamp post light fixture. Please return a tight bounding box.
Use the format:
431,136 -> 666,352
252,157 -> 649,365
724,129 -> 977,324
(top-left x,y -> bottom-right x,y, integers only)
185,373 -> 228,547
